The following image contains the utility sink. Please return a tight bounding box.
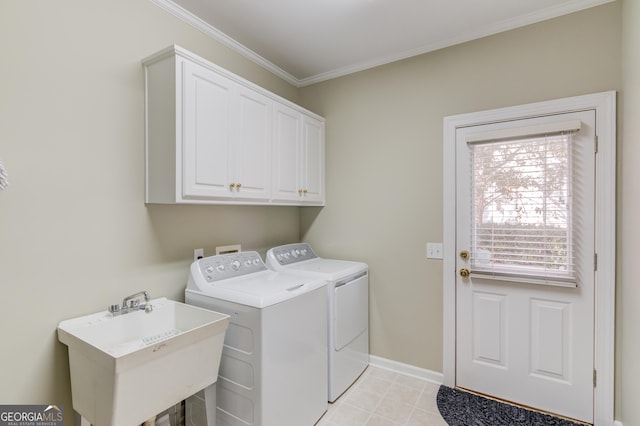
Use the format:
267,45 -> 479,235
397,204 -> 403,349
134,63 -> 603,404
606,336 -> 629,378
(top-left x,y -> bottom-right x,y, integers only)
58,297 -> 229,426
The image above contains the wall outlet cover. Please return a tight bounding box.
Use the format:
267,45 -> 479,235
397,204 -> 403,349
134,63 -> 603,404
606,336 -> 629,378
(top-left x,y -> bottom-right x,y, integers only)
194,248 -> 204,261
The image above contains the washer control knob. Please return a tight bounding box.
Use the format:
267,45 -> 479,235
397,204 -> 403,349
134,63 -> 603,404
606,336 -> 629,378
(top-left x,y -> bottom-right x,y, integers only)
206,266 -> 214,274
252,258 -> 260,266
292,250 -> 299,258
301,249 -> 307,255
231,260 -> 241,271
216,264 -> 225,272
284,252 -> 290,259
245,260 -> 252,267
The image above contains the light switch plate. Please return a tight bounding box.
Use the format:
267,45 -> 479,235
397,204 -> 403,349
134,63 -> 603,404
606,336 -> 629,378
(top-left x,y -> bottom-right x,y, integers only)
426,242 -> 443,259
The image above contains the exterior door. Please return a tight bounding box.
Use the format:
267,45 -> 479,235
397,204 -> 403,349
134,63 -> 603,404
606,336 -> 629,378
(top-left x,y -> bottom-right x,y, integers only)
455,110 -> 596,423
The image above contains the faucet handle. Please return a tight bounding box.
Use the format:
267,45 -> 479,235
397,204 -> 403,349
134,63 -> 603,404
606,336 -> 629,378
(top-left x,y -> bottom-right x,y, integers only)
108,304 -> 120,313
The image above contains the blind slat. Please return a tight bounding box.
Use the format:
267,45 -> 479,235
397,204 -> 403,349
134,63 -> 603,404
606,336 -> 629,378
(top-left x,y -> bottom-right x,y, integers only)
469,130 -> 576,281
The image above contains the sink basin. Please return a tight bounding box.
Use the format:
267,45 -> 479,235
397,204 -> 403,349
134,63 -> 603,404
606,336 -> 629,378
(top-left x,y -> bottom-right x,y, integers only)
58,297 -> 229,426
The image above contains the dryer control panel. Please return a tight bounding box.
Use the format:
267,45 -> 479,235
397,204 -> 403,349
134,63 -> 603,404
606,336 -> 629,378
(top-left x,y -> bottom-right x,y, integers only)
269,243 -> 318,265
195,251 -> 267,283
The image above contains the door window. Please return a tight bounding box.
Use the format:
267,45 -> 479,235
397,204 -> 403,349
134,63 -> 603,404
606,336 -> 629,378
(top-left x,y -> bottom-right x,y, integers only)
468,123 -> 581,287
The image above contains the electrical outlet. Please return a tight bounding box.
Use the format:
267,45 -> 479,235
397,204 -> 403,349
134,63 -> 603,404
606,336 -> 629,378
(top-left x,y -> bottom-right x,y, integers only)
426,243 -> 443,259
194,248 -> 204,261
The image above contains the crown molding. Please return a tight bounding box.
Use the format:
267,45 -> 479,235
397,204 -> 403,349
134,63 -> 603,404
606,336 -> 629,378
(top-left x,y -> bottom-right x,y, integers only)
151,0 -> 616,88
149,0 -> 300,86
298,0 -> 616,86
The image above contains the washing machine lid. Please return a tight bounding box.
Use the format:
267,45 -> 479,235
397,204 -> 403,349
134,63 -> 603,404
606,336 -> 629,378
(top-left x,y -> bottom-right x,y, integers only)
186,251 -> 326,308
266,244 -> 367,282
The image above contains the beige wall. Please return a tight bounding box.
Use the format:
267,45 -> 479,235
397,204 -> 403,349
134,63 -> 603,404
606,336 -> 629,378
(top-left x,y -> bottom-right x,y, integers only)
2,0 -> 635,425
299,0 -> 622,411
620,0 -> 640,424
0,1 -> 301,423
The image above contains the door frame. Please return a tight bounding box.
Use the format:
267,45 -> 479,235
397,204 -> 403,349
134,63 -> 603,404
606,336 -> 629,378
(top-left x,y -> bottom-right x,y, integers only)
443,91 -> 616,425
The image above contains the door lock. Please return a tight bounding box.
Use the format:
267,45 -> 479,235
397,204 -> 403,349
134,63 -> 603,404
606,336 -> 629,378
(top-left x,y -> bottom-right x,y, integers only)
459,268 -> 470,278
460,250 -> 469,260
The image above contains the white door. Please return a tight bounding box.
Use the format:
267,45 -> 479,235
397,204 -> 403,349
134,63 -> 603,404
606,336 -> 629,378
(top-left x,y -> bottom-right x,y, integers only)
301,115 -> 324,204
233,86 -> 272,200
182,60 -> 234,199
272,103 -> 302,202
455,110 -> 596,423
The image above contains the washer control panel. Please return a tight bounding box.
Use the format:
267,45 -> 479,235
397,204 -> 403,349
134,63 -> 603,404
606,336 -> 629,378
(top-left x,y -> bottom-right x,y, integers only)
270,243 -> 318,265
196,251 -> 267,282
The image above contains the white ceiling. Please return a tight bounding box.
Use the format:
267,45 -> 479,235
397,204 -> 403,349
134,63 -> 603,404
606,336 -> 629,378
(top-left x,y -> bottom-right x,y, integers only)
153,0 -> 615,87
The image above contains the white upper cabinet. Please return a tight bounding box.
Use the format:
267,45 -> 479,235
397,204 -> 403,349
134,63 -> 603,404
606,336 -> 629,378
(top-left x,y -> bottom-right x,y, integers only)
271,104 -> 325,205
143,45 -> 323,205
272,103 -> 303,203
233,85 -> 272,200
181,60 -> 235,200
301,115 -> 325,204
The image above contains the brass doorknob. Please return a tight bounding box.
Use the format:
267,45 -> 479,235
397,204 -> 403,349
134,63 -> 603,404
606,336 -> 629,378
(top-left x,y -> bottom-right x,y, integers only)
460,250 -> 469,260
460,268 -> 470,278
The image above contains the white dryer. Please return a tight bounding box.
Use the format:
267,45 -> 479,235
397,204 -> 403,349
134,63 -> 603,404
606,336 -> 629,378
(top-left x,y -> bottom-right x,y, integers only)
266,243 -> 369,402
185,251 -> 328,426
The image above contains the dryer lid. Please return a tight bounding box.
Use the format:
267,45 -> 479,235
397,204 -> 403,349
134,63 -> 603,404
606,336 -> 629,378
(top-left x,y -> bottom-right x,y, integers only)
266,244 -> 367,281
275,258 -> 367,282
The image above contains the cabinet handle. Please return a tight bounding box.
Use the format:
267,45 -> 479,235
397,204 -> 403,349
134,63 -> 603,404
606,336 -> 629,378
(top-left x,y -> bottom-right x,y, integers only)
303,189 -> 308,194
298,189 -> 303,195
236,183 -> 241,190
229,183 -> 236,189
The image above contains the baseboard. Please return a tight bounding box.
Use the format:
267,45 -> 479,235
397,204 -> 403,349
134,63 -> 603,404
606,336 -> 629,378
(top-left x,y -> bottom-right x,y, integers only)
369,355 -> 444,385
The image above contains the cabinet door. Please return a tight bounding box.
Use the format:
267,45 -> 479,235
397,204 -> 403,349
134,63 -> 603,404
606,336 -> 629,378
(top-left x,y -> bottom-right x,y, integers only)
271,103 -> 302,202
182,60 -> 234,199
233,86 -> 272,200
301,116 -> 325,204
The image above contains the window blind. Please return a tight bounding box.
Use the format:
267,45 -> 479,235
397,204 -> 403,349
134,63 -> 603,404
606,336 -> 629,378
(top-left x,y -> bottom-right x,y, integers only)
467,122 -> 582,287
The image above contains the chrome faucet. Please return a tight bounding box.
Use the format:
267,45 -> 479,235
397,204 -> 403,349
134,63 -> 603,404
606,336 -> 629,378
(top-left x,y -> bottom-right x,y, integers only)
109,291 -> 153,316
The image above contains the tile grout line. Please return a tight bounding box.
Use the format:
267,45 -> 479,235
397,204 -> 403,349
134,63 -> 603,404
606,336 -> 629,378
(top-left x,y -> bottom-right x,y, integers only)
364,374 -> 396,425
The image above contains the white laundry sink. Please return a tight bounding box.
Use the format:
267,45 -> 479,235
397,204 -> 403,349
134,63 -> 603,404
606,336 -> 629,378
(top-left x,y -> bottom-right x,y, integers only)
57,297 -> 229,426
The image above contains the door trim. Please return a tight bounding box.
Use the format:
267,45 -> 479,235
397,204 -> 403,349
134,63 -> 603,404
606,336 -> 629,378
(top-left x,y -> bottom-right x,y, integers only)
443,91 -> 616,425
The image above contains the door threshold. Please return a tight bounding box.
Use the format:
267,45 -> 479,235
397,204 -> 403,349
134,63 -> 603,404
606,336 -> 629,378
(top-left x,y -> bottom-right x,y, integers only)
455,386 -> 592,426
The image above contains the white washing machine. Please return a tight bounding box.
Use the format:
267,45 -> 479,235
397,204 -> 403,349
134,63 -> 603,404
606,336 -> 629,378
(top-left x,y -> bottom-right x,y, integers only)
185,251 -> 328,426
265,243 -> 369,402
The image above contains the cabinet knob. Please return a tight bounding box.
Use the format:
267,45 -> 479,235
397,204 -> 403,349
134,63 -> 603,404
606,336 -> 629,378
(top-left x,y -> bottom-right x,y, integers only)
298,189 -> 303,195
229,183 -> 236,189
303,189 -> 308,194
236,183 -> 241,190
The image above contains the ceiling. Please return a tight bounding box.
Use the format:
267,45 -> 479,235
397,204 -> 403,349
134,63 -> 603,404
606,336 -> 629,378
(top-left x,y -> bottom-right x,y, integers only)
153,0 -> 615,87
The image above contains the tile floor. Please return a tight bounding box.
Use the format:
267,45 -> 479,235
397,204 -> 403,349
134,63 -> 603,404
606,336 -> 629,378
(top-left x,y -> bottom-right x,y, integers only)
316,366 -> 448,426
